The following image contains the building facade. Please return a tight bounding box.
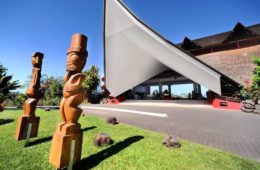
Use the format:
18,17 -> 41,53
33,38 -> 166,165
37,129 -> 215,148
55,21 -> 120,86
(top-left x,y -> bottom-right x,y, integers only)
130,23 -> 260,100
104,0 -> 259,101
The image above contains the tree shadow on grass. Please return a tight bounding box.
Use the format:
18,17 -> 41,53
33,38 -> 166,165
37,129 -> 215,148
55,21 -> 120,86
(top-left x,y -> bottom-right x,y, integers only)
74,135 -> 144,170
0,119 -> 14,125
26,126 -> 97,147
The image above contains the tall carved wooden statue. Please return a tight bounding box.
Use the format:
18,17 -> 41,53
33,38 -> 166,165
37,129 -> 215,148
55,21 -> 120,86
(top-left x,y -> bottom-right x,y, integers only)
49,34 -> 87,169
15,52 -> 44,140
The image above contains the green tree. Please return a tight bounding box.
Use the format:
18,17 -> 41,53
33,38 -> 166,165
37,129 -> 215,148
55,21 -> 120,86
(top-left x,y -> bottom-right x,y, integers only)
252,56 -> 260,85
16,93 -> 28,107
4,92 -> 27,107
0,64 -> 20,111
251,56 -> 260,102
40,76 -> 63,106
82,65 -> 100,103
240,56 -> 260,103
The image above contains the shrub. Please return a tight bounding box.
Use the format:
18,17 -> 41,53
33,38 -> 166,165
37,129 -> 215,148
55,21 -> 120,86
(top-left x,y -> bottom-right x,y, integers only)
240,56 -> 260,103
82,65 -> 100,103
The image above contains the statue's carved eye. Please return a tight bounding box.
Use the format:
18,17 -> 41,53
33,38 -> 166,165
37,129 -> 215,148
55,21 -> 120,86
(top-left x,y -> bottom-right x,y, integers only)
70,54 -> 79,61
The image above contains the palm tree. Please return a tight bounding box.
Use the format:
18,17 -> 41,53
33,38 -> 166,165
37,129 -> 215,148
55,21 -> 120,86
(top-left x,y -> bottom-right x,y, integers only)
0,64 -> 20,111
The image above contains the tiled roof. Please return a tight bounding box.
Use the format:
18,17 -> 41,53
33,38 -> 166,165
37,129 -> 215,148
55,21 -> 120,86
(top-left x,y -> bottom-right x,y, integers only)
196,45 -> 260,85
178,23 -> 260,48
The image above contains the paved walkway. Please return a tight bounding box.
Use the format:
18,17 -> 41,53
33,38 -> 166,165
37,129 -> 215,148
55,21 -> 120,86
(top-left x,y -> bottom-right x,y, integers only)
81,104 -> 260,162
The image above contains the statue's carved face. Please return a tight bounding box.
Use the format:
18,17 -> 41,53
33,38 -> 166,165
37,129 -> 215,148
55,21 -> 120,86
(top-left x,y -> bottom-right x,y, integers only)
66,52 -> 86,72
31,55 -> 43,68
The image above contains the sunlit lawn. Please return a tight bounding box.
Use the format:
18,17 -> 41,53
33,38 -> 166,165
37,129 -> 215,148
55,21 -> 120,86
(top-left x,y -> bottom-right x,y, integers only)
0,109 -> 260,170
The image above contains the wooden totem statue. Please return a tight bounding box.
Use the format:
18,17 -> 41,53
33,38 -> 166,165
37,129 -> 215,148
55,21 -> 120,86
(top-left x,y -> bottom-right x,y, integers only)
49,34 -> 87,169
15,52 -> 44,140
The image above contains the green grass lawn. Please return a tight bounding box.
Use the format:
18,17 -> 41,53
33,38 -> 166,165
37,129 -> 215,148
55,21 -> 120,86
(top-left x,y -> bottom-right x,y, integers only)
0,109 -> 260,170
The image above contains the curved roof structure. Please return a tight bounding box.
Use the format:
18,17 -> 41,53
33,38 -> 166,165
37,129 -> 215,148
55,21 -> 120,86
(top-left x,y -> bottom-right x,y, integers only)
104,0 -> 239,97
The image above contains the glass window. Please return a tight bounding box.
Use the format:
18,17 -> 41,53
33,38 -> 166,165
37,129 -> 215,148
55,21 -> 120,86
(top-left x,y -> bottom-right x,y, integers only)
171,84 -> 193,98
150,86 -> 159,97
201,85 -> 208,98
162,85 -> 170,97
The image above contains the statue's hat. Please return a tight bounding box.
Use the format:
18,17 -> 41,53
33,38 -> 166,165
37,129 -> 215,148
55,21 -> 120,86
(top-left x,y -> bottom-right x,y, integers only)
67,33 -> 88,55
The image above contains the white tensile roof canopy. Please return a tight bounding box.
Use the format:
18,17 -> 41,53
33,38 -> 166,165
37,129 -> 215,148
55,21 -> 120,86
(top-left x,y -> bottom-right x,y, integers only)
104,0 -> 227,97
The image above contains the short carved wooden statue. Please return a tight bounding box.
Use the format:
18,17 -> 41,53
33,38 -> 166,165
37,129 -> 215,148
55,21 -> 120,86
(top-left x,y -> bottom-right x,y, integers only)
15,52 -> 44,141
49,34 -> 87,169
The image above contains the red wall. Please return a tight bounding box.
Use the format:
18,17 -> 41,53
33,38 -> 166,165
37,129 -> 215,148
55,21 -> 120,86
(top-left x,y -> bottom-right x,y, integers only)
211,98 -> 241,110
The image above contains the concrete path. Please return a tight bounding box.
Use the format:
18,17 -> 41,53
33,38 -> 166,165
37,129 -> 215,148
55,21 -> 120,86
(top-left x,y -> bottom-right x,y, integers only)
81,104 -> 260,162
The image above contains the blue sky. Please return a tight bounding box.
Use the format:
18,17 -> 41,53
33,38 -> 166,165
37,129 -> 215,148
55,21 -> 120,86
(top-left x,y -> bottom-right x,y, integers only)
0,0 -> 260,91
